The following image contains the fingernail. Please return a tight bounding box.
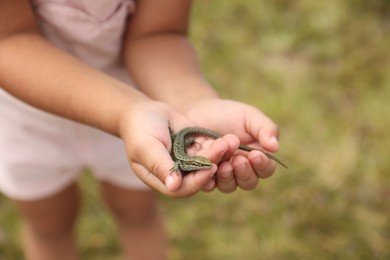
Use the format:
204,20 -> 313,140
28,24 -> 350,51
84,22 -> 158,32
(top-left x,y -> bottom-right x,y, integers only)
270,136 -> 278,144
165,175 -> 175,190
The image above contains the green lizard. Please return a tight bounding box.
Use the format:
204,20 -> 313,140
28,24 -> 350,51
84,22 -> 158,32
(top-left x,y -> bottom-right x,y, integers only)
169,126 -> 288,174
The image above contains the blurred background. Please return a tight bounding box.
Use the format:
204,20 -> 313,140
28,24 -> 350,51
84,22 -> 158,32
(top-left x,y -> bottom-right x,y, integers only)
1,0 -> 389,259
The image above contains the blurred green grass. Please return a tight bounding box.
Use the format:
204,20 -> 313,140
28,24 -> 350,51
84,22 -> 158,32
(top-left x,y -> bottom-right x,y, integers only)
1,0 -> 389,259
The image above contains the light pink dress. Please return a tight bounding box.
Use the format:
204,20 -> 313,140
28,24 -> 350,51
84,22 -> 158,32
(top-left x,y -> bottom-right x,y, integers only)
0,0 -> 148,201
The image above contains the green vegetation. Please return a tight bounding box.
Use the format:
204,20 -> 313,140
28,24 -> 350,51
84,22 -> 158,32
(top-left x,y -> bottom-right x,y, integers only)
1,0 -> 389,259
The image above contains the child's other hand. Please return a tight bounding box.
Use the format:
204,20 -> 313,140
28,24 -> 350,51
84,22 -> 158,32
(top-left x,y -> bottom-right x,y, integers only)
185,99 -> 281,193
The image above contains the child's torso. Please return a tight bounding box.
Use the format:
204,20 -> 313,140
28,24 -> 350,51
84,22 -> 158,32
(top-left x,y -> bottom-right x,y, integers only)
30,0 -> 136,68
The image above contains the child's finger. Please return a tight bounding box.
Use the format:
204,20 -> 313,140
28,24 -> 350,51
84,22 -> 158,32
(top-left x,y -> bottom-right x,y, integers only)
246,110 -> 280,152
215,162 -> 237,193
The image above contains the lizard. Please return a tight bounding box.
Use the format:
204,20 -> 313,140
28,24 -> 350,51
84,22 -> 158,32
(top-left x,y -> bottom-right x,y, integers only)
169,126 -> 288,174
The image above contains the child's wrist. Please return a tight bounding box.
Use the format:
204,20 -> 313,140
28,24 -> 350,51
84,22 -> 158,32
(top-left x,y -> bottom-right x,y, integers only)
116,96 -> 151,138
177,93 -> 220,114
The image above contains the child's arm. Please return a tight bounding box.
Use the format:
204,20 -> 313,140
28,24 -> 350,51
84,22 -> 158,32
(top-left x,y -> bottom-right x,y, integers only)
0,0 -> 148,135
124,0 -> 218,111
123,0 -> 282,192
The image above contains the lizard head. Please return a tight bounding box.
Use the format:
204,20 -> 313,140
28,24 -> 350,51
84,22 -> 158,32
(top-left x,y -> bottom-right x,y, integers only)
181,155 -> 213,172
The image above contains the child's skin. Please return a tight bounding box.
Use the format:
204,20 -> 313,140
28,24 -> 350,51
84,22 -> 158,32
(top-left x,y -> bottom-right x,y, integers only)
0,0 -> 280,259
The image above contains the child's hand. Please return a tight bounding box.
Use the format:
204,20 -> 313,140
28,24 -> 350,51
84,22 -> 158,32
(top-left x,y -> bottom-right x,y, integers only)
185,99 -> 281,193
118,100 -> 236,197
